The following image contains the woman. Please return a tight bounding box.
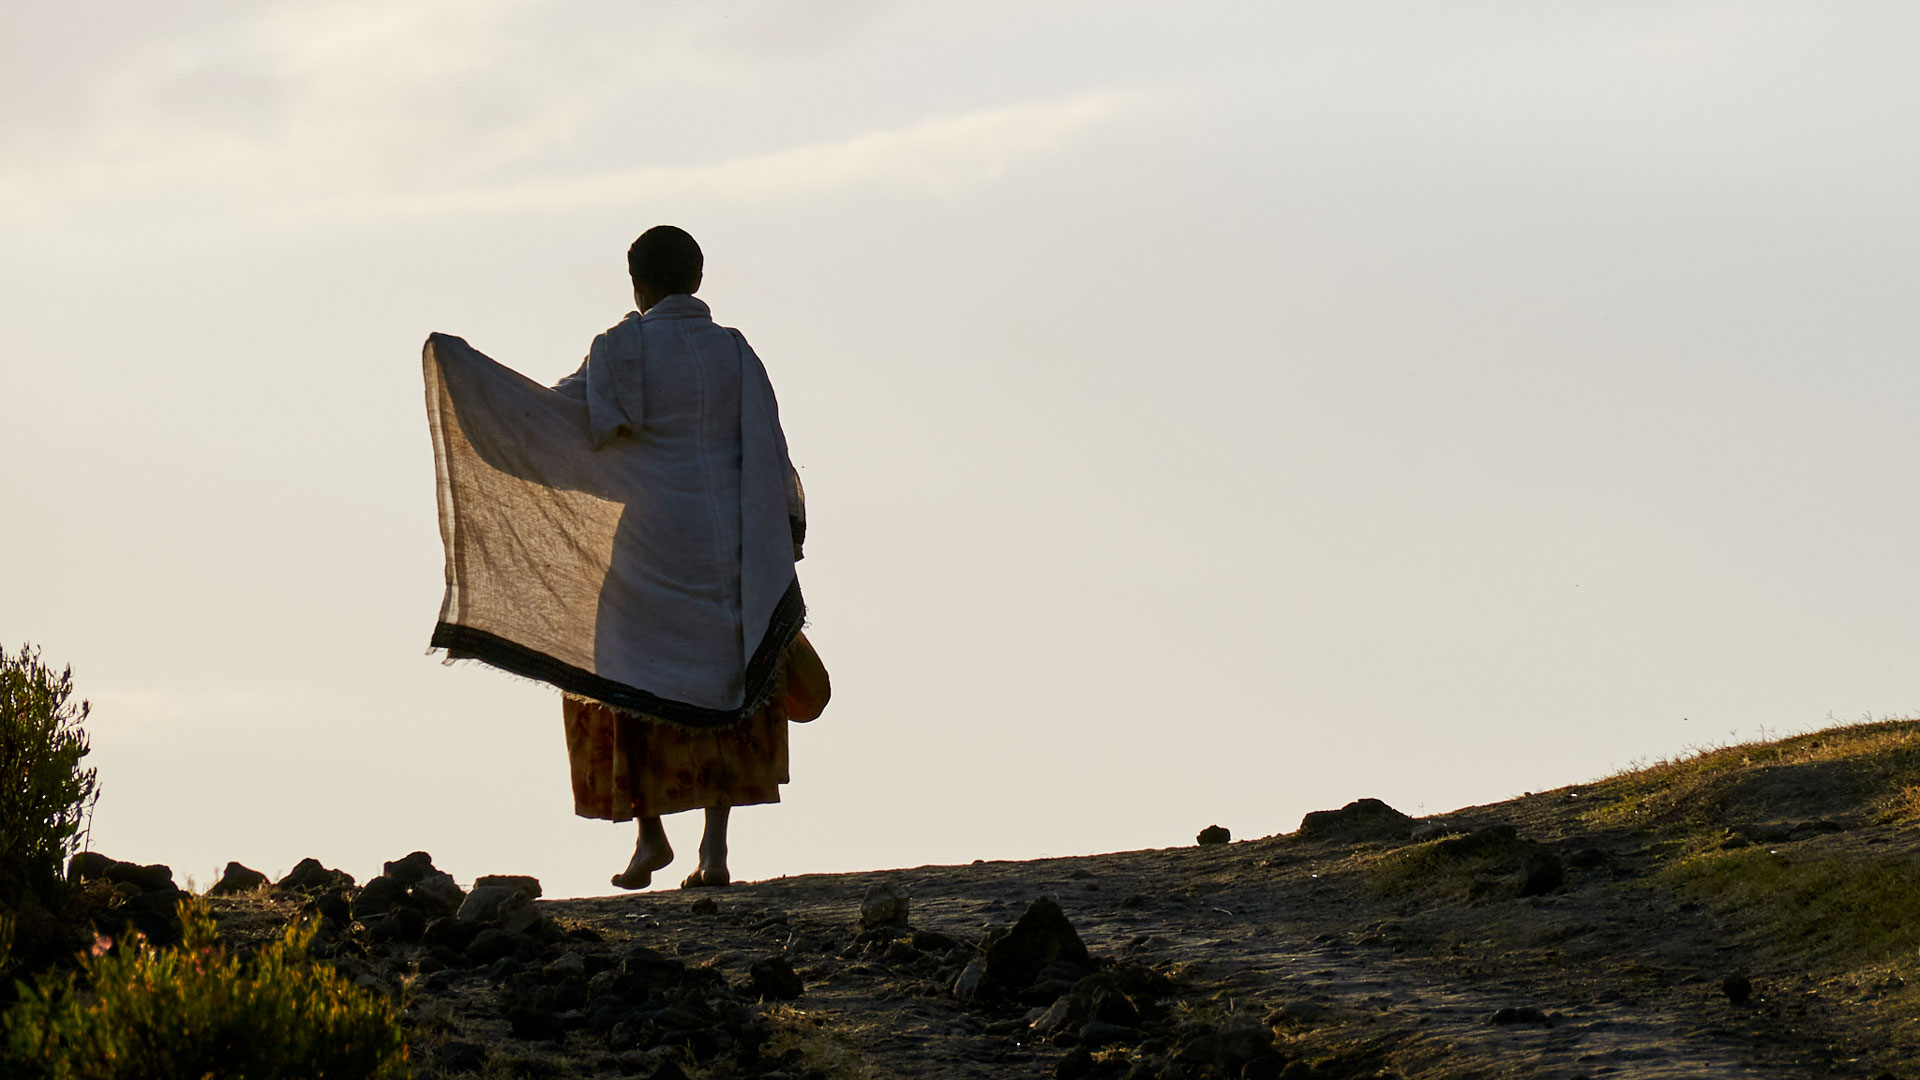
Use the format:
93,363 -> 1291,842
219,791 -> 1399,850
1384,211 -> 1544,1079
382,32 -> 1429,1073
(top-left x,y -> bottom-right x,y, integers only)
424,224 -> 825,891
552,226 -> 828,890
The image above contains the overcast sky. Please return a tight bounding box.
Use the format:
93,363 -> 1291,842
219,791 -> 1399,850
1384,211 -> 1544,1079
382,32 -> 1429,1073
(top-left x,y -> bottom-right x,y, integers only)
4,1 -> 1916,899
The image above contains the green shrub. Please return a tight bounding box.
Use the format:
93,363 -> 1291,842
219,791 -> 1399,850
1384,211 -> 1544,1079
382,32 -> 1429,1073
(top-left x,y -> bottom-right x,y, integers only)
1,898 -> 410,1079
0,645 -> 99,896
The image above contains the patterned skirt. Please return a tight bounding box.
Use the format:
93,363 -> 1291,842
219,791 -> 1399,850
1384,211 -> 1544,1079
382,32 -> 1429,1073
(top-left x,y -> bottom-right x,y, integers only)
563,632 -> 829,820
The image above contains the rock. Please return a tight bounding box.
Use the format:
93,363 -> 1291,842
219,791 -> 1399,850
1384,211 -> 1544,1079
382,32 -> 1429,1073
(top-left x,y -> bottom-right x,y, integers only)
466,928 -> 524,965
749,955 -> 805,1000
985,899 -> 1091,991
1297,798 -> 1414,842
1488,1006 -> 1549,1025
953,959 -> 991,1003
424,916 -> 481,952
859,882 -> 910,929
544,951 -> 587,979
1722,973 -> 1753,1005
207,861 -> 269,896
278,858 -> 354,893
410,871 -> 465,916
437,1040 -> 488,1074
1409,820 -> 1454,841
382,850 -> 437,886
104,861 -> 176,893
1195,825 -> 1231,846
355,875 -> 406,918
390,905 -> 427,942
120,888 -> 187,947
1056,1047 -> 1097,1080
456,884 -> 514,923
882,940 -> 920,964
67,851 -> 115,882
475,874 -> 542,899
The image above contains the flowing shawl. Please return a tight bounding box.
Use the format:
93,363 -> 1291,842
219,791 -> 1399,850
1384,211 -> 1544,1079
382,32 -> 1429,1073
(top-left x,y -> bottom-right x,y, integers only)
422,298 -> 804,729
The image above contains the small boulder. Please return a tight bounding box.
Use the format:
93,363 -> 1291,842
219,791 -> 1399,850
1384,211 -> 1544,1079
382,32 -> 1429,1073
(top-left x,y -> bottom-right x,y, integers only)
355,875 -> 406,918
67,851 -> 115,882
1195,825 -> 1231,846
279,858 -> 354,893
1489,1006 -> 1550,1025
383,851 -> 437,886
208,862 -> 270,896
1297,798 -> 1414,842
1517,853 -> 1565,897
457,885 -> 517,924
749,955 -> 805,1000
104,861 -> 177,894
1722,973 -> 1753,1005
411,871 -> 466,916
859,882 -> 910,929
475,874 -> 542,899
984,898 -> 1091,991
953,959 -> 991,1003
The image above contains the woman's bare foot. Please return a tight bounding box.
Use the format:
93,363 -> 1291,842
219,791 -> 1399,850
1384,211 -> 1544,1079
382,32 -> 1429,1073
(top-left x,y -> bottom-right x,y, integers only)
611,817 -> 673,890
682,806 -> 731,887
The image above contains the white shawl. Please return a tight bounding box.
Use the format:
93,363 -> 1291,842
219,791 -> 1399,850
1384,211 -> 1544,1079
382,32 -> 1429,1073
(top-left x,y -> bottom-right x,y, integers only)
422,297 -> 804,726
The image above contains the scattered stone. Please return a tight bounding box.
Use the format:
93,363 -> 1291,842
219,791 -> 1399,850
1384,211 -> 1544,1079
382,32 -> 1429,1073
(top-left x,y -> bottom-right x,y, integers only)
1409,820 -> 1455,841
67,851 -> 115,882
207,861 -> 270,896
544,951 -> 588,979
985,899 -> 1091,991
278,858 -> 354,893
690,896 -> 720,916
1267,1000 -> 1328,1025
749,955 -> 805,1000
410,871 -> 466,916
953,959 -> 990,1003
456,885 -> 517,924
1722,973 -> 1753,1005
1078,1020 -> 1134,1048
103,861 -> 176,893
1297,798 -> 1415,842
859,882 -> 910,929
355,875 -> 406,918
1195,825 -> 1231,846
383,850 -> 437,886
475,874 -> 542,899
1489,1006 -> 1550,1025
466,928 -> 525,965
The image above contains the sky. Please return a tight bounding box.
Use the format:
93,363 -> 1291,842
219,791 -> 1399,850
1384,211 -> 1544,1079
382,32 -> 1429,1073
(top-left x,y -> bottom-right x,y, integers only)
3,1 -> 1917,900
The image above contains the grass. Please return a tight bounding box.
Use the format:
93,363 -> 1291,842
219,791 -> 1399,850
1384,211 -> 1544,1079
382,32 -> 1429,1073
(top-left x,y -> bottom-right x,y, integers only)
1577,718 -> 1920,837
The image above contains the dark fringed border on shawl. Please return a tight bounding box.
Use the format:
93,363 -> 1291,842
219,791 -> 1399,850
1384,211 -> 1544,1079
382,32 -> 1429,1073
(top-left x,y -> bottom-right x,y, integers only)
430,579 -> 806,731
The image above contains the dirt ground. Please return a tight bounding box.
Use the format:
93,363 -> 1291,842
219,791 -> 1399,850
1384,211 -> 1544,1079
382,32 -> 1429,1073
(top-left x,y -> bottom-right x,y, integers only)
202,720 -> 1920,1079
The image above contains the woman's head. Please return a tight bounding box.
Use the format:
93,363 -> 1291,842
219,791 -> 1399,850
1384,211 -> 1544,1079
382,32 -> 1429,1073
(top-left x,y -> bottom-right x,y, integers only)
628,226 -> 703,303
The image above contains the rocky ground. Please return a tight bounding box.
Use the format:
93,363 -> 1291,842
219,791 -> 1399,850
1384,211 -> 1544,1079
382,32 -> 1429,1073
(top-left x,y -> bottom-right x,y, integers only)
67,720 -> 1920,1079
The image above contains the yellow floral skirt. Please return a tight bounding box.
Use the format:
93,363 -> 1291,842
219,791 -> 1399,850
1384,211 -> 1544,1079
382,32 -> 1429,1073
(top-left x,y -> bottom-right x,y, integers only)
563,633 -> 829,821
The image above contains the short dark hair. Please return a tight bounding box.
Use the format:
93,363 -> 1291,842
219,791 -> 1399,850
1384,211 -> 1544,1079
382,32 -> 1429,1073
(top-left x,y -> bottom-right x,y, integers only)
627,226 -> 703,295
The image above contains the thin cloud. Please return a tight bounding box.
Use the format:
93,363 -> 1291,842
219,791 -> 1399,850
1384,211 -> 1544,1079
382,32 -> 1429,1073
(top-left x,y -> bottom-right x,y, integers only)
317,89 -> 1147,221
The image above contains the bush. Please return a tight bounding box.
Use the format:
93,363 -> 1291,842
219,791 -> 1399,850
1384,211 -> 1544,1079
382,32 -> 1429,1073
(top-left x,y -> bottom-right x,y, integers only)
1,898 -> 410,1079
0,645 -> 99,897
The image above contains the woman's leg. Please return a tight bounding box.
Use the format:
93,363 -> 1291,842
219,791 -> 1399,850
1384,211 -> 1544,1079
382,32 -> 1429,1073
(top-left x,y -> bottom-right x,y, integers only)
682,805 -> 732,887
611,814 -> 674,890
